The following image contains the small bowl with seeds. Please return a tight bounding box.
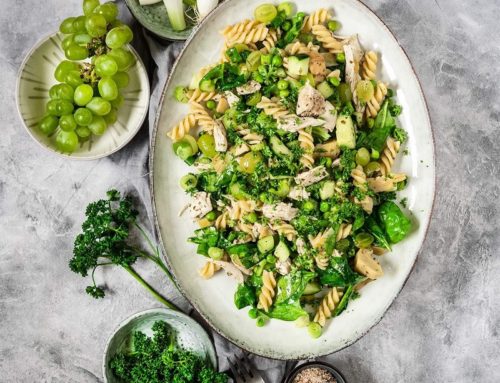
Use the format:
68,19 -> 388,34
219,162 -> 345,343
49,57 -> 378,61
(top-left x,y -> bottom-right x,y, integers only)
283,361 -> 347,383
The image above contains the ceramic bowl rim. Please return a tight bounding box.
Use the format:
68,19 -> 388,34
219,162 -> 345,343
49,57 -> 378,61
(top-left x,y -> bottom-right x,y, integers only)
149,0 -> 436,360
101,307 -> 218,382
282,361 -> 348,383
15,31 -> 150,161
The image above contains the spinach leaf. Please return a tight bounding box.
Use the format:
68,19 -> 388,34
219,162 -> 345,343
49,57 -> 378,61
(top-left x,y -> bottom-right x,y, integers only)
324,227 -> 337,257
319,257 -> 362,287
377,201 -> 412,243
200,63 -> 246,91
227,243 -> 256,257
234,283 -> 256,309
366,216 -> 391,250
268,302 -> 307,321
189,227 -> 220,256
275,270 -> 315,305
359,101 -> 395,152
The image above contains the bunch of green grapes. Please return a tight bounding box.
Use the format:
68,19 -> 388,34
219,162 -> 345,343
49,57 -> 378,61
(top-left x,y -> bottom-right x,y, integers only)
38,0 -> 136,153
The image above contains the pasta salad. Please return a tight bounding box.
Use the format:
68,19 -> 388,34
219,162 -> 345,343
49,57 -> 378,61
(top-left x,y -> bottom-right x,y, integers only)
166,2 -> 412,338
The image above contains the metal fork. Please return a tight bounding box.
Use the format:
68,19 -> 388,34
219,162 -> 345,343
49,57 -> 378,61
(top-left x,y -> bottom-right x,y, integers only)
227,354 -> 265,383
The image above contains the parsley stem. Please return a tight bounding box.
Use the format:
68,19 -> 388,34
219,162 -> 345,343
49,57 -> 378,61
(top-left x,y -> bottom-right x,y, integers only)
123,266 -> 179,311
130,246 -> 177,287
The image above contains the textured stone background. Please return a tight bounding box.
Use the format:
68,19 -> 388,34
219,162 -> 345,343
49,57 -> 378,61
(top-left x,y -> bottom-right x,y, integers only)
1,0 -> 499,382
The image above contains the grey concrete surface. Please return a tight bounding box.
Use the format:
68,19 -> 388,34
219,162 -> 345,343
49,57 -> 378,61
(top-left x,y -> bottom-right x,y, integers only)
1,0 -> 499,382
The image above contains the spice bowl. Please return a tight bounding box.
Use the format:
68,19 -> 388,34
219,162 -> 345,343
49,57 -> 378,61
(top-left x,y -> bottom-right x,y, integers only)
282,361 -> 347,383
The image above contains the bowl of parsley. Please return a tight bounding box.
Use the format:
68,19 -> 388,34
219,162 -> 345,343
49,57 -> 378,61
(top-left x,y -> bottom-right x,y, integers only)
103,308 -> 227,383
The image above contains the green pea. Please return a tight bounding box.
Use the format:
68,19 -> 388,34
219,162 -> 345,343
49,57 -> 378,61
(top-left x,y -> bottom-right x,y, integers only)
328,20 -> 339,32
282,20 -> 292,31
277,80 -> 289,90
248,308 -> 258,319
206,100 -> 216,110
256,316 -> 267,327
205,211 -> 217,221
336,52 -> 346,63
356,147 -> 371,166
244,212 -> 257,224
371,148 -> 380,159
308,322 -> 322,338
279,89 -> 290,98
320,202 -> 330,212
303,200 -> 317,212
354,232 -> 374,248
208,246 -> 224,260
272,55 -> 283,67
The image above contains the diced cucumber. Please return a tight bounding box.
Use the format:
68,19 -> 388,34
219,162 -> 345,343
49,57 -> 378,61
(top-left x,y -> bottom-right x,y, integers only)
287,56 -> 309,77
274,241 -> 290,262
270,135 -> 291,157
199,78 -> 215,92
319,181 -> 335,200
303,281 -> 321,295
257,235 -> 276,253
336,115 -> 356,149
317,81 -> 334,99
229,182 -> 250,200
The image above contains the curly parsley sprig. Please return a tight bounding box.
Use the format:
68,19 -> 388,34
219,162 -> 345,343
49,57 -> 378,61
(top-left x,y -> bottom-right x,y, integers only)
69,190 -> 178,310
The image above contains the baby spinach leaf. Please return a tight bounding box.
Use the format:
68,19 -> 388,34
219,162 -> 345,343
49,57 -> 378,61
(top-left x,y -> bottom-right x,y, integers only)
377,201 -> 412,243
366,216 -> 391,250
234,283 -> 256,309
268,302 -> 307,321
318,257 -> 361,287
359,101 -> 396,152
275,270 -> 315,305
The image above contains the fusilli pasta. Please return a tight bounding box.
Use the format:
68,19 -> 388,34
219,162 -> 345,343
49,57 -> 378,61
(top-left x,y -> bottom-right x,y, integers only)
366,81 -> 388,118
258,270 -> 276,312
361,51 -> 378,80
256,97 -> 291,120
298,128 -> 315,169
167,114 -> 196,141
189,102 -> 217,132
314,287 -> 343,326
380,137 -> 401,176
199,261 -> 221,279
311,25 -> 345,53
302,8 -> 331,32
222,19 -> 268,45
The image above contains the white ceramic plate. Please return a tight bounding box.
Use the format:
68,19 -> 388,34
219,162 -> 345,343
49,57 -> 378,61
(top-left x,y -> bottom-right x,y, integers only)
151,0 -> 435,359
16,32 -> 149,160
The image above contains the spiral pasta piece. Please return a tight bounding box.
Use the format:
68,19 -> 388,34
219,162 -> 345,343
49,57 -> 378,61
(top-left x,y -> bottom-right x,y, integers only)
167,114 -> 197,141
260,29 -> 280,53
298,129 -> 315,169
258,270 -> 276,312
366,81 -> 388,118
256,97 -> 291,120
380,137 -> 401,176
284,41 -> 320,56
271,221 -> 297,241
361,51 -> 378,80
313,287 -> 343,326
311,25 -> 345,53
309,228 -> 334,249
214,211 -> 229,230
336,223 -> 352,241
302,8 -> 331,32
189,102 -> 217,132
187,88 -> 217,103
239,129 -> 264,145
351,165 -> 368,192
222,19 -> 269,45
227,199 -> 257,220
315,252 -> 330,270
199,261 -> 221,279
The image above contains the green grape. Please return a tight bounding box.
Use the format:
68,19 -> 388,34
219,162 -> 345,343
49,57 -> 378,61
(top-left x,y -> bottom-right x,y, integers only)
49,83 -> 74,101
85,14 -> 107,37
356,147 -> 371,166
105,26 -> 133,49
86,97 -> 111,116
107,48 -> 135,71
65,44 -> 89,60
307,322 -> 322,339
356,80 -> 374,103
95,55 -> 118,77
112,72 -> 129,88
59,114 -> 77,131
354,232 -> 374,248
54,61 -> 80,82
75,126 -> 92,138
88,115 -> 107,135
73,16 -> 88,33
83,0 -> 100,16
38,115 -> 59,135
74,84 -> 94,106
98,77 -> 118,101
239,152 -> 262,173
103,108 -> 118,124
110,93 -> 124,108
74,108 -> 93,126
246,51 -> 262,72
59,17 -> 76,34
93,3 -> 118,22
73,33 -> 92,45
56,130 -> 79,153
197,134 -> 216,158
254,4 -> 277,24
64,70 -> 84,88
46,100 -> 74,116
62,34 -> 75,50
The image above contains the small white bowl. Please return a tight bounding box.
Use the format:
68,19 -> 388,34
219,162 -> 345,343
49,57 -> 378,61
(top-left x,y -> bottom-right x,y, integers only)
102,308 -> 217,383
16,32 -> 150,160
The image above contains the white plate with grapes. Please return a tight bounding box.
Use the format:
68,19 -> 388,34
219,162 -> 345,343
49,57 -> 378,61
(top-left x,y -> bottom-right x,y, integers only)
16,3 -> 149,159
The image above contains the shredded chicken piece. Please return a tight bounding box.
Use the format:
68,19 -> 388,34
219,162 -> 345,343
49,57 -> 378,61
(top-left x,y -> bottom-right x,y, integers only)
187,192 -> 212,219
236,80 -> 262,95
296,82 -> 326,117
262,203 -> 298,221
294,166 -> 328,187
